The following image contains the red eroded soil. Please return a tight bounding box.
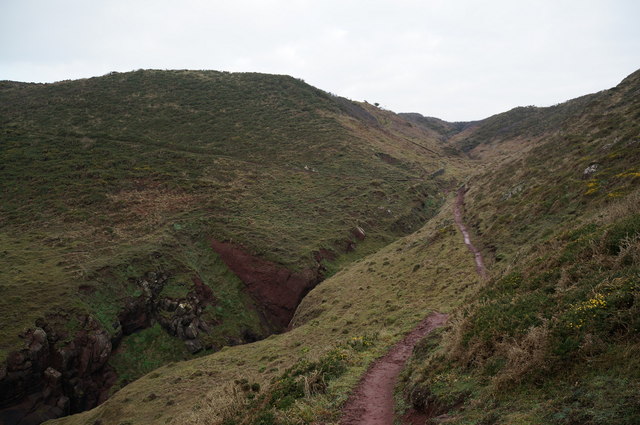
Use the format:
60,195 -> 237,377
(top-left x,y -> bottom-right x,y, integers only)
192,275 -> 216,305
339,312 -> 449,425
210,239 -> 320,329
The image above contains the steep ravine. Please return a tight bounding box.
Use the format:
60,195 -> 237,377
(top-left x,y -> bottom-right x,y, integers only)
0,272 -> 219,425
0,246 -> 323,425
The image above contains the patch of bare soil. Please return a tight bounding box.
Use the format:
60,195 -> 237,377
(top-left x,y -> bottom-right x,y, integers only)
210,239 -> 321,329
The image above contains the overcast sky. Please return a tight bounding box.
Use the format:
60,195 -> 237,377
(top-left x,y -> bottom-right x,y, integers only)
1,0 -> 639,121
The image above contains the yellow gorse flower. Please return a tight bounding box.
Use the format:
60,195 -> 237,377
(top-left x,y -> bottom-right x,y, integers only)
615,171 -> 640,178
566,293 -> 607,329
576,293 -> 607,310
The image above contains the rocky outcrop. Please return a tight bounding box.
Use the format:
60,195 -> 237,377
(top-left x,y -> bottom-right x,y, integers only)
0,317 -> 115,425
582,163 -> 599,179
0,271 -> 220,425
0,244 -> 323,423
351,226 -> 366,241
155,277 -> 217,354
210,239 -> 322,329
115,273 -> 220,354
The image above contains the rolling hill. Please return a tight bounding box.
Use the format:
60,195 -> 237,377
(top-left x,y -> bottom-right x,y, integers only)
0,68 -> 639,425
0,70 -> 463,424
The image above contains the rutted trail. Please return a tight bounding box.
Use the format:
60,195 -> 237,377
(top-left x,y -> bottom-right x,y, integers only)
453,186 -> 487,279
338,187 -> 488,425
339,313 -> 448,425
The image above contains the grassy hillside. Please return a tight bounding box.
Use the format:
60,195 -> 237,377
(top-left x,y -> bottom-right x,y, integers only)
0,69 -> 464,420
402,192 -> 640,424
450,69 -> 640,158
3,68 -> 639,425
0,70 -> 456,269
399,70 -> 640,423
47,193 -> 481,425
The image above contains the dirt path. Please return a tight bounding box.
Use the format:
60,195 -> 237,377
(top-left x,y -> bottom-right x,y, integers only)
453,186 -> 487,279
339,187 -> 486,425
339,312 -> 449,425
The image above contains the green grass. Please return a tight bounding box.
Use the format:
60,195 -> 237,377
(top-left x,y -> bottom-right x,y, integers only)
0,70 -> 456,366
9,69 -> 640,424
109,324 -> 192,389
0,230 -> 80,355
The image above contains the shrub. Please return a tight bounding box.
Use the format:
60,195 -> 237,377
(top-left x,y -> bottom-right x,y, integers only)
605,213 -> 640,254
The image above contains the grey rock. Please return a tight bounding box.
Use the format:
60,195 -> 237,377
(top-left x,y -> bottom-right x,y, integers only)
29,328 -> 48,354
198,320 -> 211,333
583,163 -> 599,178
352,226 -> 366,241
57,395 -> 70,411
185,322 -> 199,339
184,339 -> 202,354
44,367 -> 62,386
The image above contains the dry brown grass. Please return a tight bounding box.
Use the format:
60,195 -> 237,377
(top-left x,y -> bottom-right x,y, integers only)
106,187 -> 199,236
597,187 -> 640,224
615,234 -> 640,267
177,384 -> 246,425
492,322 -> 551,391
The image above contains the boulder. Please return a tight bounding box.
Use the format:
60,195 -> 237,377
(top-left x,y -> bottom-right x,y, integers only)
184,340 -> 202,354
185,322 -> 199,339
583,163 -> 599,178
44,367 -> 62,387
352,226 -> 366,241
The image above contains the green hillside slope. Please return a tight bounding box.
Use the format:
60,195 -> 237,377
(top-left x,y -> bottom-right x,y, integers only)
2,68 -> 639,425
400,69 -> 640,424
0,70 -> 462,423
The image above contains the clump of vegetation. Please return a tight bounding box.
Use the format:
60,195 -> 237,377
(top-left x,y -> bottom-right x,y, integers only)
347,334 -> 376,351
109,324 -> 192,389
221,348 -> 351,424
401,195 -> 640,424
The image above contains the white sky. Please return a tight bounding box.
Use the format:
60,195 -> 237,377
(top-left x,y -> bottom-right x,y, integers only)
1,0 -> 639,121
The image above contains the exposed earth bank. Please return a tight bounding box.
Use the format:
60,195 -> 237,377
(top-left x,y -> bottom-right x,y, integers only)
210,239 -> 324,329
